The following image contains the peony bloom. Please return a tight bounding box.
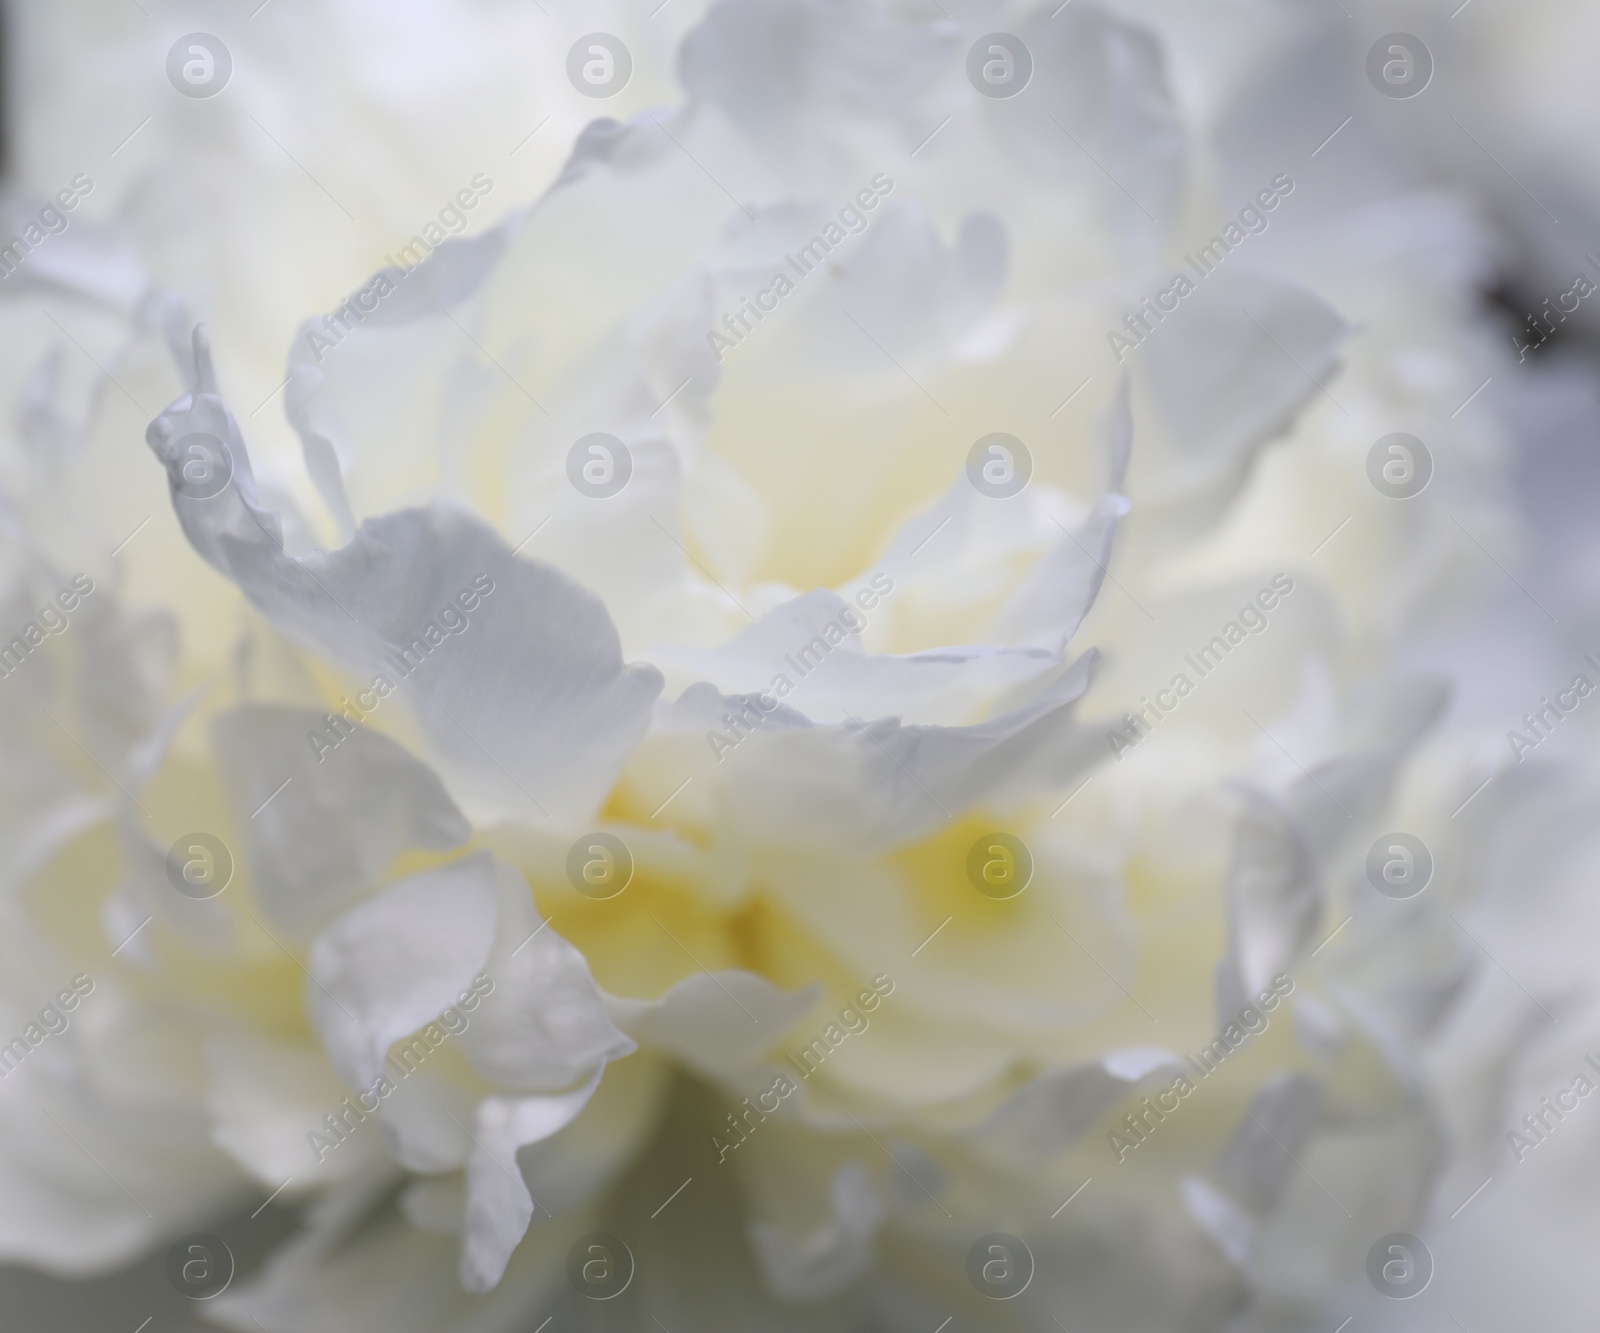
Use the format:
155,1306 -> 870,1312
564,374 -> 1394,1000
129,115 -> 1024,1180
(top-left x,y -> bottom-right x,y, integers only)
0,1 -> 1569,1329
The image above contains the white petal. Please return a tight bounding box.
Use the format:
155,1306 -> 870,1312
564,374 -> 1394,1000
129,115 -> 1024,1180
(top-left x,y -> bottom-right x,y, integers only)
987,492 -> 1131,652
986,381 -> 1134,652
213,704 -> 469,939
368,1062 -> 477,1175
1223,676 -> 1450,1002
1139,270 -> 1351,534
0,1002 -> 246,1275
748,1161 -> 884,1301
206,1032 -> 383,1187
1224,784 -> 1319,1003
457,1070 -> 603,1294
680,0 -> 954,140
0,200 -> 148,309
652,588 -> 1062,726
307,853 -> 499,1091
107,816 -> 234,960
844,466 -> 1097,657
608,970 -> 819,1078
1212,1071 -> 1324,1215
718,651 -> 1103,850
972,1048 -> 1180,1160
641,654 -> 1107,855
454,861 -> 635,1091
399,1176 -> 466,1235
1180,1173 -> 1255,1270
147,331 -> 662,824
274,127 -> 730,654
0,1147 -> 157,1277
1008,4 -> 1187,234
763,199 -> 1009,373
515,1051 -> 671,1219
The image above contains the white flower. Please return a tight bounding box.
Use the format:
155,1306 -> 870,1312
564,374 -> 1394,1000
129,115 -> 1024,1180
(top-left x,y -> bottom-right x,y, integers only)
0,0 -> 1557,1328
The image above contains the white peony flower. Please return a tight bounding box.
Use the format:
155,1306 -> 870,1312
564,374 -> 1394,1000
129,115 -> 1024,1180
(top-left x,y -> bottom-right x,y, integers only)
0,1 -> 1571,1329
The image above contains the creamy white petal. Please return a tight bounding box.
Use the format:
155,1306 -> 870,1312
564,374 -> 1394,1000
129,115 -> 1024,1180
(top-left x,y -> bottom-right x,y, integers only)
652,588 -> 1064,726
106,816 -> 235,960
147,332 -> 663,824
1139,270 -> 1351,536
680,0 -> 955,147
1224,676 -> 1451,1005
1223,784 -> 1319,1004
307,853 -> 499,1091
716,650 -> 1103,849
608,970 -> 819,1078
212,704 -> 469,939
458,1070 -> 604,1294
1003,2 -> 1188,236
1179,1173 -> 1256,1270
748,1160 -> 884,1300
273,122 -> 728,653
985,379 -> 1133,652
1212,1071 -> 1325,1217
766,198 -> 1009,374
848,469 -> 1089,656
972,1047 -> 1181,1160
397,1176 -> 466,1236
0,998 -> 246,1276
454,860 -> 635,1092
369,1065 -> 477,1176
206,1031 -> 384,1187
984,490 -> 1131,653
0,198 -> 147,311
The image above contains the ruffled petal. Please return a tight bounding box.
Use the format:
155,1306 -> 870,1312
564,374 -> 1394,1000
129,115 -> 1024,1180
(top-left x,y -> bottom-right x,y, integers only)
307,853 -> 499,1092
